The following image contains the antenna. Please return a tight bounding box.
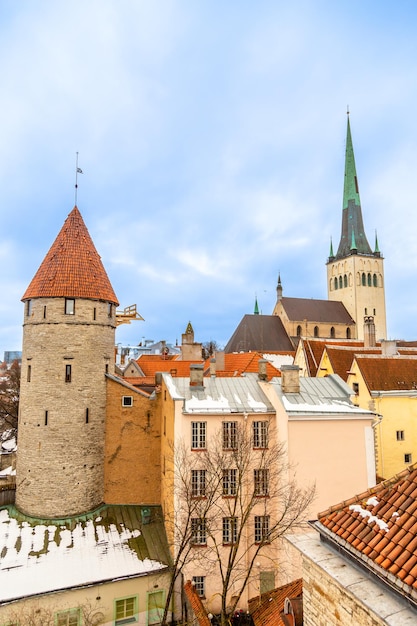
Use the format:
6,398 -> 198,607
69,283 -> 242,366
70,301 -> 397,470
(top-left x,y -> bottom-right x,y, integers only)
74,152 -> 83,206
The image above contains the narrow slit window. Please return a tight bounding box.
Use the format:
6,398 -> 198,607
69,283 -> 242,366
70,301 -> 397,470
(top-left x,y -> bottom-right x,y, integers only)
85,408 -> 89,424
65,364 -> 72,383
45,410 -> 48,426
27,364 -> 31,382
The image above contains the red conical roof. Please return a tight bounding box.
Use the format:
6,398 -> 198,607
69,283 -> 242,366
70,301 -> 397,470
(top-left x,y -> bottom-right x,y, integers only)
22,206 -> 119,305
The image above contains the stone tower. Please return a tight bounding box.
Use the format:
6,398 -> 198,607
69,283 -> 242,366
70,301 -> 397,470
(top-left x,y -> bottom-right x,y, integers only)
326,116 -> 387,340
16,206 -> 119,518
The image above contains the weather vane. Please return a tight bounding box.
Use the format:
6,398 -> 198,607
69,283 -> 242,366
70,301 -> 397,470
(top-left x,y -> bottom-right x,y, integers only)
74,152 -> 83,206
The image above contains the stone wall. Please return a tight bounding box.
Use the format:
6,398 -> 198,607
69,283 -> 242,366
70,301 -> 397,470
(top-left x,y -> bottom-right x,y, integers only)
104,377 -> 161,504
16,297 -> 115,518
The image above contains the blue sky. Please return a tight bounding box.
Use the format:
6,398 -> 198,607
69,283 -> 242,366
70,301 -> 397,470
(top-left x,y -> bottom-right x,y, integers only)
1,0 -> 417,356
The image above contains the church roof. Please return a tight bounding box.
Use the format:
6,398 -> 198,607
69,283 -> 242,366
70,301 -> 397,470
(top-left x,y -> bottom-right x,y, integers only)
22,206 -> 119,305
333,116 -> 374,260
280,297 -> 355,325
224,314 -> 294,353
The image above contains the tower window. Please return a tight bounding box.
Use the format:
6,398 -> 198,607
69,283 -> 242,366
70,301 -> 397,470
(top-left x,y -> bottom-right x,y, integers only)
373,273 -> 378,287
65,364 -> 72,383
45,410 -> 48,426
65,299 -> 75,315
93,307 -> 96,320
26,300 -> 33,316
334,277 -> 338,290
330,327 -> 335,338
362,273 -> 366,286
367,273 -> 372,286
85,408 -> 89,424
43,305 -> 47,319
108,303 -> 113,317
343,274 -> 347,288
338,276 -> 343,289
27,364 -> 31,382
314,326 -> 319,338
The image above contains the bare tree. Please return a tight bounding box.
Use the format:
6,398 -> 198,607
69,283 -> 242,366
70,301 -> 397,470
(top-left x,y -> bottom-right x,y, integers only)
0,359 -> 20,438
4,599 -> 104,626
162,421 -> 315,626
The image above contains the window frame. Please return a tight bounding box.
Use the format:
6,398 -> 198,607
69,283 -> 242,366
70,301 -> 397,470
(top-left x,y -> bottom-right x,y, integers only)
254,468 -> 269,496
222,516 -> 238,545
222,468 -> 237,496
405,453 -> 412,464
65,364 -> 72,383
254,515 -> 270,544
192,576 -> 206,598
122,396 -> 133,407
191,469 -> 206,497
56,608 -> 81,626
191,517 -> 207,545
191,421 -> 207,450
396,430 -> 405,441
253,421 -> 269,449
114,595 -> 138,625
222,421 -> 237,450
65,298 -> 75,315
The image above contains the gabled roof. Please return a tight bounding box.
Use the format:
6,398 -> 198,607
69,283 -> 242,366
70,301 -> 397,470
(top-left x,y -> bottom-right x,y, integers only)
225,315 -> 294,353
22,206 -> 119,304
316,464 -> 417,608
205,352 -> 293,380
323,346 -> 381,381
280,297 -> 355,325
0,504 -> 169,603
354,355 -> 417,392
183,580 -> 211,626
248,579 -> 303,626
299,338 -> 363,376
136,354 -> 201,377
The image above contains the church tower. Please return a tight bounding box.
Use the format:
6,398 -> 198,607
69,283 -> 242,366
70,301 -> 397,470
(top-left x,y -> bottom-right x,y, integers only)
327,116 -> 387,340
16,206 -> 119,518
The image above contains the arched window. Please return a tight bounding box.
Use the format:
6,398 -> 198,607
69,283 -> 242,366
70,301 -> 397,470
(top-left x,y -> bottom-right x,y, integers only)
330,327 -> 335,338
362,273 -> 366,286
373,273 -> 377,287
314,326 -> 319,338
343,274 -> 347,288
334,277 -> 338,290
296,325 -> 302,337
338,276 -> 343,289
346,328 -> 351,339
367,273 -> 372,286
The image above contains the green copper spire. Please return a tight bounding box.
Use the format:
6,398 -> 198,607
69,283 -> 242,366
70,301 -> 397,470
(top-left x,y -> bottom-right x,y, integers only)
374,230 -> 380,254
254,296 -> 259,315
334,115 -> 373,259
329,237 -> 334,258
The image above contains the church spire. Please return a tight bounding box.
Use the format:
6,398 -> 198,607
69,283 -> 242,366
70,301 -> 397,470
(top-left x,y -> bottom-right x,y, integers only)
254,296 -> 259,315
334,115 -> 373,259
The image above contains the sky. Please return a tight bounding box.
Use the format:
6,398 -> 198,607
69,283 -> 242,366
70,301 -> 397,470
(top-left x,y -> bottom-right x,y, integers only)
1,0 -> 417,356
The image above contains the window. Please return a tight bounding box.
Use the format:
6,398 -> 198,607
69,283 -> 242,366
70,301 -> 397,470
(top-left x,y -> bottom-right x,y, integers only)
45,410 -> 48,426
396,430 -> 405,441
65,364 -> 72,383
223,468 -> 237,496
122,396 -> 133,407
338,276 -> 342,289
192,421 -> 206,449
223,421 -> 237,449
223,517 -> 238,545
314,326 -> 319,338
254,469 -> 269,496
330,326 -> 335,338
343,274 -> 347,288
43,305 -> 47,318
296,325 -> 302,336
334,277 -> 338,290
27,364 -> 31,382
253,421 -> 268,448
93,307 -> 97,320
352,382 -> 359,395
56,608 -> 81,626
26,299 -> 32,316
147,590 -> 165,625
191,469 -> 206,497
367,273 -> 372,286
192,576 -> 206,598
65,298 -> 75,315
115,596 -> 138,625
254,515 -> 270,543
362,272 -> 366,286
85,407 -> 89,424
405,453 -> 412,464
108,302 -> 113,317
373,273 -> 378,287
346,328 -> 351,339
191,517 -> 207,545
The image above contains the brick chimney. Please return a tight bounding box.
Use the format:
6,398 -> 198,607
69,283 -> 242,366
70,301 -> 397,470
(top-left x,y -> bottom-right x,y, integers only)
258,359 -> 268,381
363,316 -> 376,348
215,351 -> 225,371
381,339 -> 397,357
210,358 -> 216,377
281,365 -> 300,393
190,363 -> 204,389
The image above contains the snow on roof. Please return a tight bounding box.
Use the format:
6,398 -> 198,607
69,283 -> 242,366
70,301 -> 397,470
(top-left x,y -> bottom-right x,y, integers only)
0,505 -> 169,603
1,436 -> 16,452
262,353 -> 294,370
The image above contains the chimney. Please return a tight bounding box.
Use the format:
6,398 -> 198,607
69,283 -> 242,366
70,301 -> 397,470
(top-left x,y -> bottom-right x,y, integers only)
190,363 -> 204,389
381,339 -> 397,357
281,365 -> 300,393
215,351 -> 225,371
363,316 -> 376,347
258,359 -> 268,381
210,358 -> 216,377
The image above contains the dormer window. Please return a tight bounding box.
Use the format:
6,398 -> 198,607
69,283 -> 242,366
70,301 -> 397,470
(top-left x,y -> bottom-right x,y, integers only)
65,299 -> 75,315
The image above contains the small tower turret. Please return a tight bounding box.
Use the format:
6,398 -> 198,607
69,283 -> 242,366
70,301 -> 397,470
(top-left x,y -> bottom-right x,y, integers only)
16,206 -> 119,518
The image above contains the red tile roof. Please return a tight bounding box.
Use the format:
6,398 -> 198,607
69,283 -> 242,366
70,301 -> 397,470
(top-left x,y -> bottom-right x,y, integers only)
301,339 -> 364,377
22,206 -> 118,304
248,579 -> 302,626
317,465 -> 417,599
208,352 -> 285,379
183,581 -> 211,626
136,355 -> 200,377
355,355 -> 417,391
323,346 -> 381,381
